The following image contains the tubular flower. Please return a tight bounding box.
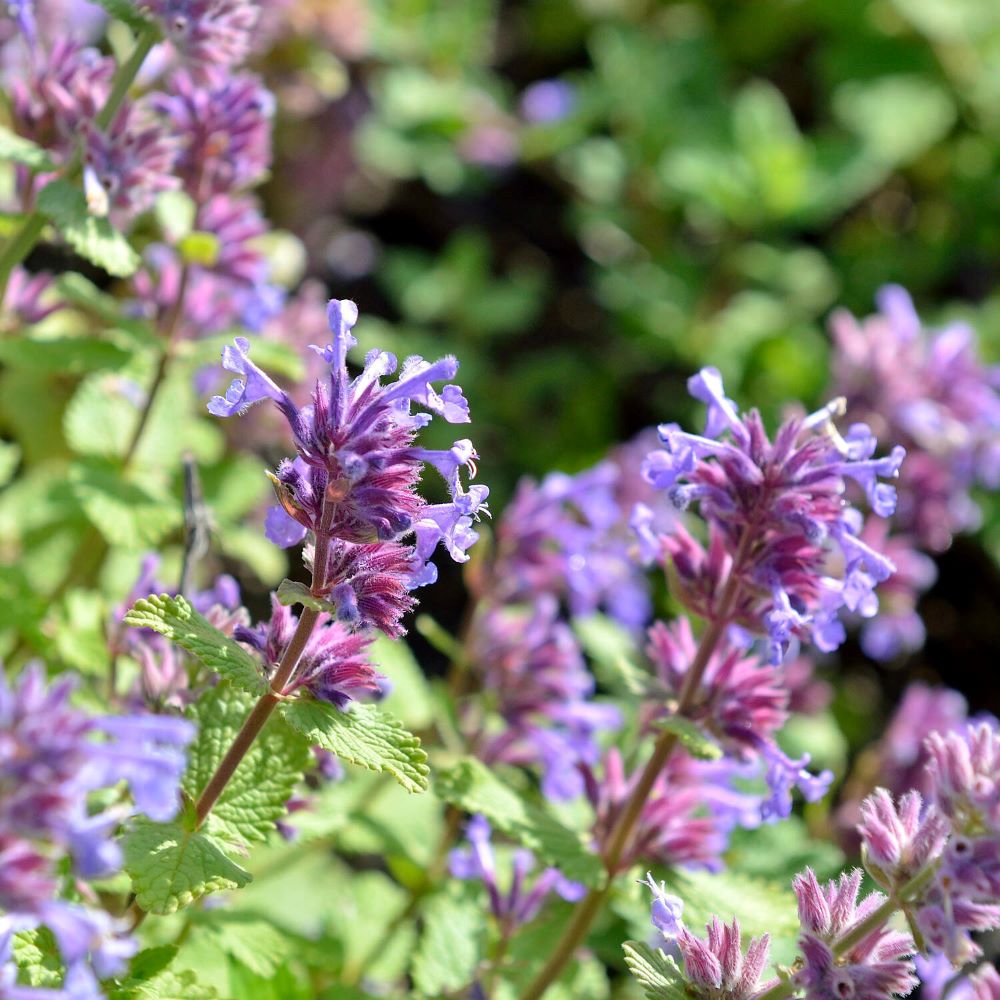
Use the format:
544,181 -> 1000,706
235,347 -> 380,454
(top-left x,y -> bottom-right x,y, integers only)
8,39 -> 112,162
488,431 -> 674,630
152,68 -> 273,201
234,597 -> 384,708
0,666 -> 193,990
905,723 -> 1000,965
448,815 -> 584,932
145,0 -> 258,74
583,748 -> 729,873
642,367 -> 903,663
208,299 -> 488,591
82,105 -> 179,222
793,869 -> 918,1000
830,286 -> 1000,553
468,595 -> 619,801
641,877 -> 777,1000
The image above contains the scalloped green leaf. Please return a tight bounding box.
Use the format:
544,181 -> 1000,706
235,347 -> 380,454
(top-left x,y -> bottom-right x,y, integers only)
123,594 -> 265,695
122,819 -> 251,915
411,887 -> 486,996
280,698 -> 429,793
622,942 -> 689,1000
182,685 -> 310,847
36,179 -> 140,277
434,757 -> 603,886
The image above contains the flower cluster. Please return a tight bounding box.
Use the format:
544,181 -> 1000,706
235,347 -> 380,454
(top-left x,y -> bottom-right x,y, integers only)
207,300 -> 486,706
0,665 -> 193,993
855,722 -> 1000,967
449,815 -> 584,933
642,367 -> 903,663
210,299 -> 487,595
830,286 -> 1000,554
642,873 -> 777,1000
467,596 -> 620,801
644,617 -> 832,821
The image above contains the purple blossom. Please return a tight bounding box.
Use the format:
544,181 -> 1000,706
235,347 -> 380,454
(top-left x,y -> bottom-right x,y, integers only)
676,917 -> 776,1000
519,80 -> 576,124
3,268 -> 60,326
145,0 -> 258,74
830,286 -> 1000,553
858,789 -> 949,889
0,666 -> 191,990
468,595 -> 619,801
642,367 -> 902,663
234,596 -> 385,708
583,748 -> 729,873
448,816 -> 584,931
152,68 -> 273,201
209,298 -> 487,590
488,433 -> 673,630
81,105 -> 179,223
639,871 -> 685,939
793,869 -> 917,1000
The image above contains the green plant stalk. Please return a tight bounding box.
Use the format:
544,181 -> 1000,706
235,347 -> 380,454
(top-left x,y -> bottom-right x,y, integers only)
193,492 -> 338,827
0,23 -> 159,303
516,531 -> 753,1000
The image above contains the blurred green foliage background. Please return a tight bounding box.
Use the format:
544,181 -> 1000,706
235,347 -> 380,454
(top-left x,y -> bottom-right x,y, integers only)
262,0 -> 1000,508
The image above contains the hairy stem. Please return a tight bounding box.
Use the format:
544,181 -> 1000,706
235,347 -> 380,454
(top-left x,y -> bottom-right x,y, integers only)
194,493 -> 338,828
0,24 -> 159,304
517,531 -> 752,1000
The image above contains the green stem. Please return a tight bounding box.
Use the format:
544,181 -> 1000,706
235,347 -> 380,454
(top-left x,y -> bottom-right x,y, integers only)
194,491 -> 338,828
0,23 -> 158,304
516,531 -> 753,1000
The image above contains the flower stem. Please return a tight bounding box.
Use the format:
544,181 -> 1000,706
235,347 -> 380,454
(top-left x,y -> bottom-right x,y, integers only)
517,531 -> 752,1000
194,493 -> 338,828
0,23 -> 159,305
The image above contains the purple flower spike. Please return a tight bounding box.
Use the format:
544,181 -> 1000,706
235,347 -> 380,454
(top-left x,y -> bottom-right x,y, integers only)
208,336 -> 290,416
641,367 -> 903,661
145,0 -> 258,74
210,298 -> 486,597
449,816 -> 582,930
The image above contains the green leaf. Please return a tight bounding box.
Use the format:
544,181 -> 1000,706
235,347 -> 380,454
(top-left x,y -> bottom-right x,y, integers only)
0,336 -> 131,376
369,634 -> 434,729
573,613 -> 648,695
111,968 -> 220,1000
12,928 -> 63,988
275,578 -> 337,614
64,373 -> 141,458
659,716 -> 722,761
0,125 -> 55,171
36,179 -> 140,277
665,868 -> 801,968
0,441 -> 20,487
434,757 -> 603,886
182,685 -> 310,847
727,816 -> 846,882
124,594 -> 266,695
69,460 -> 181,549
411,887 -> 486,995
189,913 -> 295,978
622,942 -> 689,1000
280,698 -> 429,793
122,818 -> 252,915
